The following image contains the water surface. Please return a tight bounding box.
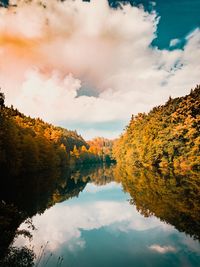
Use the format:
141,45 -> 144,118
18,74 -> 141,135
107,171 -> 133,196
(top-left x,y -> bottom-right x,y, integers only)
10,165 -> 200,267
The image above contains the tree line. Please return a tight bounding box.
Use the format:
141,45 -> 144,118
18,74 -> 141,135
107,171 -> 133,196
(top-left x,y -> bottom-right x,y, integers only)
0,92 -> 114,179
113,85 -> 200,171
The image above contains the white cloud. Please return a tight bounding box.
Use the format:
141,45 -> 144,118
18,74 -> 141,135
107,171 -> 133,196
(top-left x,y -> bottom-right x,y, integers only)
14,182 -> 200,258
84,182 -> 121,193
1,0 -> 200,138
15,190 -> 168,254
149,244 -> 177,254
169,38 -> 180,47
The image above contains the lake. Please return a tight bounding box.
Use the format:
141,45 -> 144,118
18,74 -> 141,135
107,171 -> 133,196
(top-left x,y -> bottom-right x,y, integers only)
1,164 -> 200,267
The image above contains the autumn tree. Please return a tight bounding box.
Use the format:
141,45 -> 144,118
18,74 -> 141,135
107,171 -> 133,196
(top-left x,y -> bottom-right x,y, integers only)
113,85 -> 200,170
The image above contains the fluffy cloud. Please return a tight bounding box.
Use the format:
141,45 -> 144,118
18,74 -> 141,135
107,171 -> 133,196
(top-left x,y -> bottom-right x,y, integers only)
16,199 -> 166,253
149,244 -> 177,254
15,181 -> 200,258
1,0 -> 200,138
169,38 -> 180,47
15,183 -> 168,254
84,181 -> 121,193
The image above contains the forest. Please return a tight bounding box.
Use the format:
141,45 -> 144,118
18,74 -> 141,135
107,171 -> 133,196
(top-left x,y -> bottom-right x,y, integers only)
0,92 -> 114,179
1,84 -> 199,179
113,85 -> 200,171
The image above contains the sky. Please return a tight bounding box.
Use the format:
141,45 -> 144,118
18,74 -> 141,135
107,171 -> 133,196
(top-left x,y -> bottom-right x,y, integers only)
1,0 -> 200,139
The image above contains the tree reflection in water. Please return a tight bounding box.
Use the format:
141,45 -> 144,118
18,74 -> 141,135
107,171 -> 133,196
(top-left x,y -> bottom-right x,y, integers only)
0,163 -> 199,266
115,164 -> 200,240
0,164 -> 113,265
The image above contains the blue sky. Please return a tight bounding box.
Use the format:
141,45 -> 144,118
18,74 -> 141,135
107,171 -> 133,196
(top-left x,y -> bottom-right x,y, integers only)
111,0 -> 200,49
140,0 -> 200,49
1,0 -> 200,139
108,1 -> 200,49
